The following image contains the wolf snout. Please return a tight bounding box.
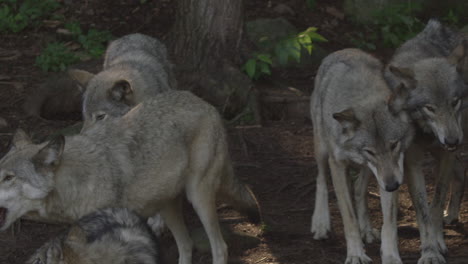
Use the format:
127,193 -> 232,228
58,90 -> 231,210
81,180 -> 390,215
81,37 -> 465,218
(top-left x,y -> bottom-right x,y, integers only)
384,180 -> 400,192
443,137 -> 460,151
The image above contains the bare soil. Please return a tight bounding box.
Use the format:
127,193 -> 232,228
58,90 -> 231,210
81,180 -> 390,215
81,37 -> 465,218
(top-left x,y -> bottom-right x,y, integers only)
0,0 -> 467,264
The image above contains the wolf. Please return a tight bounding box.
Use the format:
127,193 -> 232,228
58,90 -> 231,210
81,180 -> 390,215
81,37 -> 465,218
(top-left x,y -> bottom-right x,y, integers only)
0,91 -> 260,264
383,19 -> 468,263
68,33 -> 177,130
310,48 -> 414,264
26,207 -> 160,264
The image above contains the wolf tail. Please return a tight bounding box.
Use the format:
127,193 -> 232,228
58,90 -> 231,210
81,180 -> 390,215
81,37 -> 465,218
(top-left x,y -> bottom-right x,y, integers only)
219,161 -> 262,224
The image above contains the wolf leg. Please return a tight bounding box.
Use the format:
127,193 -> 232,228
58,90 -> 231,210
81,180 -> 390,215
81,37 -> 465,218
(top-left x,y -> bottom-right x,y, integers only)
311,132 -> 331,240
379,187 -> 401,264
444,161 -> 465,225
354,168 -> 379,244
406,146 -> 445,264
329,157 -> 371,264
430,151 -> 455,255
160,196 -> 193,264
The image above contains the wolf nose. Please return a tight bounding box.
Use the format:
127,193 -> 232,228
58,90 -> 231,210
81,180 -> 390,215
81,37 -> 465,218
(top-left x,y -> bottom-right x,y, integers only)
385,181 -> 400,192
444,138 -> 459,150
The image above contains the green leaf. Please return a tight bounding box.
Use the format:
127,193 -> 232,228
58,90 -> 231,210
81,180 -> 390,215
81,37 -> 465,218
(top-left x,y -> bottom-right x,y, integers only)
298,34 -> 312,54
259,62 -> 271,75
243,59 -> 257,79
257,54 -> 272,65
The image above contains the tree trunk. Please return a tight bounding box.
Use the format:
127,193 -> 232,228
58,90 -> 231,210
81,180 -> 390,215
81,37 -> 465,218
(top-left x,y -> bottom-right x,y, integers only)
168,0 -> 258,121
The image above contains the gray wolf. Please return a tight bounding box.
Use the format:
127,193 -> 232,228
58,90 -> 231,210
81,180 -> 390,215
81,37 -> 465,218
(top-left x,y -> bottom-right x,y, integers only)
383,19 -> 468,264
0,91 -> 260,264
68,33 -> 177,130
26,207 -> 160,264
310,48 -> 414,264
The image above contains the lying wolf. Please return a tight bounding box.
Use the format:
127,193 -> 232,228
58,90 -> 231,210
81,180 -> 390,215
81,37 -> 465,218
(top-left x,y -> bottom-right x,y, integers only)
68,33 -> 177,130
383,19 -> 468,264
26,208 -> 160,264
0,91 -> 260,264
310,48 -> 414,264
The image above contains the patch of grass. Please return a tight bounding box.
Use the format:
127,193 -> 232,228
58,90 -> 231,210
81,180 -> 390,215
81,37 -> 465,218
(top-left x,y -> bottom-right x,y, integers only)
0,0 -> 60,33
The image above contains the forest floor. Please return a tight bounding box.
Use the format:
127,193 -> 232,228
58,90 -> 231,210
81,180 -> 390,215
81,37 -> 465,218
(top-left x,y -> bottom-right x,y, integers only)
0,0 -> 467,263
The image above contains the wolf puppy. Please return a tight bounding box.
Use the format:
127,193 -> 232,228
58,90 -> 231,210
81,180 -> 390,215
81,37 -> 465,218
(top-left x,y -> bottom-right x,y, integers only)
0,91 -> 260,264
384,19 -> 468,263
69,33 -> 177,130
311,49 -> 414,264
27,208 -> 160,264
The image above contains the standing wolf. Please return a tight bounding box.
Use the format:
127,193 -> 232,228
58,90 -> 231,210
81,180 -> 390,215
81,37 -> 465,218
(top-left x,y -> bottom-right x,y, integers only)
311,49 -> 414,264
0,91 -> 260,264
26,208 -> 160,264
68,33 -> 177,130
383,19 -> 468,263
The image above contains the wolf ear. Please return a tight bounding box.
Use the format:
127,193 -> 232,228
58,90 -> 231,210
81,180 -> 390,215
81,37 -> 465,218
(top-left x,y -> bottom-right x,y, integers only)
388,83 -> 411,114
448,40 -> 468,72
333,108 -> 360,132
68,69 -> 94,92
388,65 -> 417,90
11,129 -> 32,149
109,80 -> 134,105
33,136 -> 65,172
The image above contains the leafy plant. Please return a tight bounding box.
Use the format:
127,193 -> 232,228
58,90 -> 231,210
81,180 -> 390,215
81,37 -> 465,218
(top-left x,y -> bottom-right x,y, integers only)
0,0 -> 60,33
243,27 -> 327,80
65,22 -> 113,58
36,22 -> 113,72
35,42 -> 79,72
348,2 -> 425,50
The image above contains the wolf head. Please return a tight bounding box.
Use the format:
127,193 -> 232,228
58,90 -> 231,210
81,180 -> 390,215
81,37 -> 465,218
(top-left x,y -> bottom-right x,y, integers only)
334,98 -> 414,192
388,41 -> 468,150
0,130 -> 64,231
68,69 -> 135,131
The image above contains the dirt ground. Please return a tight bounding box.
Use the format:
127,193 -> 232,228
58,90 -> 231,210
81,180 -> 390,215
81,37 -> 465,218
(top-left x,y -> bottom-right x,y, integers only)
0,0 -> 467,263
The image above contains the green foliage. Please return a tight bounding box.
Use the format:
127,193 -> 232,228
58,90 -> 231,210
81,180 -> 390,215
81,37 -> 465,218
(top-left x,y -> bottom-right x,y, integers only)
35,42 -> 79,72
243,27 -> 327,80
305,0 -> 316,10
349,3 -> 424,49
36,22 -> 113,72
65,22 -> 113,58
0,0 -> 60,33
441,9 -> 460,27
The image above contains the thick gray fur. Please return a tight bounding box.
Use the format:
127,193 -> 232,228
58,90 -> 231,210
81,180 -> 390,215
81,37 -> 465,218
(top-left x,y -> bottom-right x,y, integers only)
70,33 -> 177,130
310,49 -> 414,264
26,207 -> 160,264
380,19 -> 468,264
0,91 -> 260,264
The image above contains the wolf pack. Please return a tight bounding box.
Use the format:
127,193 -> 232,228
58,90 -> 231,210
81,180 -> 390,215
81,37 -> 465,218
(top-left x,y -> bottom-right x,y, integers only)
0,19 -> 466,264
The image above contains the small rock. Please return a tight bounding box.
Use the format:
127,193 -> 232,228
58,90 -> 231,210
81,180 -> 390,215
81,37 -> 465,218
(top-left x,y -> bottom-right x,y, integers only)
273,4 -> 295,16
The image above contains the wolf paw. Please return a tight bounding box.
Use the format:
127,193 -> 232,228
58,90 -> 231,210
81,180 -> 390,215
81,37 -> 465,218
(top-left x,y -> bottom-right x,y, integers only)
434,233 -> 448,256
417,249 -> 446,264
311,215 -> 331,240
381,255 -> 402,264
361,227 -> 380,244
345,254 -> 372,264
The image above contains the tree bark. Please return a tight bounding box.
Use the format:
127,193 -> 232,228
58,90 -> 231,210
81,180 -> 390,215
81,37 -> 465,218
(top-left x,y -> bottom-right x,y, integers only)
168,0 -> 258,120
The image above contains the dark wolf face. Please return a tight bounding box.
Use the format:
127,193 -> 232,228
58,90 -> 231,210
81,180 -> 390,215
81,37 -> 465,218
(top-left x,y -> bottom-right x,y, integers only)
334,106 -> 414,192
389,42 -> 468,150
0,131 -> 64,231
68,69 -> 134,132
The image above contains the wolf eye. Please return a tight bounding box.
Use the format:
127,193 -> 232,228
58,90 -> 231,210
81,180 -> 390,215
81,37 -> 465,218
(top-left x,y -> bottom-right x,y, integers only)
95,113 -> 106,121
452,98 -> 461,108
3,174 -> 14,182
364,149 -> 375,157
390,141 -> 400,151
423,105 -> 435,113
